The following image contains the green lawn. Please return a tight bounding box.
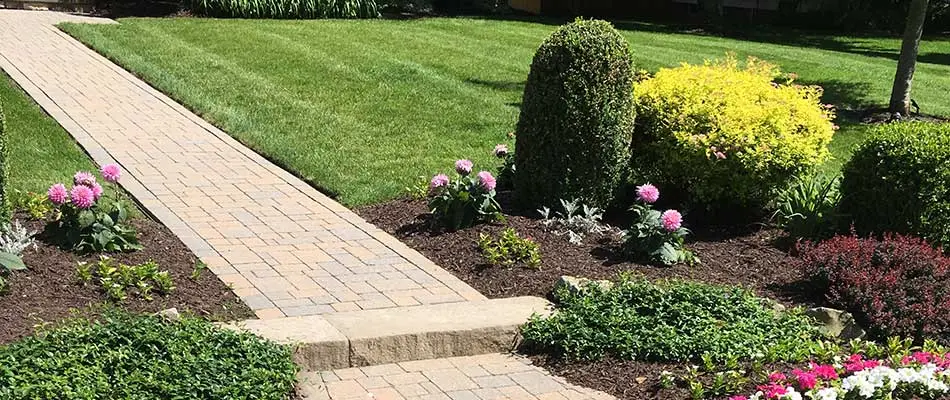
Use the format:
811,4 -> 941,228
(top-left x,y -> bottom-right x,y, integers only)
60,18 -> 950,206
1,72 -> 95,195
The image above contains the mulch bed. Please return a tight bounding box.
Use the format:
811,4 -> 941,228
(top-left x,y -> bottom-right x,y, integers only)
357,197 -> 817,305
356,197 -> 828,400
0,213 -> 254,344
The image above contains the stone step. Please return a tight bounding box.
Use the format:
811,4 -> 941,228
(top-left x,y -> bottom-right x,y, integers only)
225,297 -> 552,371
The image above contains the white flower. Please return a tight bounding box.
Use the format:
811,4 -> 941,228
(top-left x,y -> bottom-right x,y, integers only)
781,387 -> 803,400
813,388 -> 837,400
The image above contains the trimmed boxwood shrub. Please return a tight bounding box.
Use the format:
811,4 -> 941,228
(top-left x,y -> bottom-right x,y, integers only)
799,233 -> 950,342
185,0 -> 378,19
0,311 -> 298,399
632,56 -> 835,213
514,19 -> 635,209
840,122 -> 950,250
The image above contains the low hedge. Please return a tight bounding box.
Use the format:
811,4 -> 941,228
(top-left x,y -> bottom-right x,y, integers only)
185,0 -> 379,18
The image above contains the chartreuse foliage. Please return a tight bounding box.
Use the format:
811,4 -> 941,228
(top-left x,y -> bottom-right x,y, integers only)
0,311 -> 298,399
522,275 -> 821,363
514,19 -> 635,209
633,56 -> 836,211
840,122 -> 950,250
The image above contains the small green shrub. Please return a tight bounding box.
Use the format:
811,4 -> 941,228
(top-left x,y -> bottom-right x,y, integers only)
633,56 -> 836,212
0,99 -> 9,223
521,275 -> 820,363
77,257 -> 174,301
478,228 -> 541,269
11,190 -> 52,220
185,0 -> 378,18
773,174 -> 841,240
840,122 -> 950,249
0,311 -> 298,399
514,19 -> 635,209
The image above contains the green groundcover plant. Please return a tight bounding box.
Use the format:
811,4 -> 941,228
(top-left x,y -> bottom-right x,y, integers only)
0,311 -> 298,400
521,275 -> 821,363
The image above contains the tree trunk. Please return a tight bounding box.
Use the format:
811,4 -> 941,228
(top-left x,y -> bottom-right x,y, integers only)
889,0 -> 930,115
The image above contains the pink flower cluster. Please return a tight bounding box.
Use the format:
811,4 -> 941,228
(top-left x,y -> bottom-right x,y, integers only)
47,164 -> 122,210
430,160 -> 496,192
635,184 -> 683,232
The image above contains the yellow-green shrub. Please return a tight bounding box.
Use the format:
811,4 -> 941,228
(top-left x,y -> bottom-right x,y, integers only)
632,56 -> 835,212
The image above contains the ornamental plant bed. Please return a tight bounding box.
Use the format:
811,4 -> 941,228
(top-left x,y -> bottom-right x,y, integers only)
0,213 -> 253,344
357,197 -> 811,304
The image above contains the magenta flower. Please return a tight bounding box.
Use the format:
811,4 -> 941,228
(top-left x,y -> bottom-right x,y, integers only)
661,210 -> 682,232
455,159 -> 473,176
73,171 -> 96,187
728,397 -> 748,400
808,363 -> 839,380
47,183 -> 69,205
70,185 -> 96,209
768,372 -> 787,383
101,163 -> 122,183
493,144 -> 509,158
477,171 -> 496,191
757,383 -> 787,399
91,183 -> 104,200
636,184 -> 660,204
430,174 -> 450,190
791,369 -> 817,390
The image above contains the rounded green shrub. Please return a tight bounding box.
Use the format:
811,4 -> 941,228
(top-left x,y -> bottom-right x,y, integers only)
632,57 -> 835,213
514,19 -> 635,209
840,122 -> 950,249
0,311 -> 298,399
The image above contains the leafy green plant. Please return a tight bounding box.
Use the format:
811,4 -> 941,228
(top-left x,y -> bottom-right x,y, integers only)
191,259 -> 208,280
428,160 -> 502,230
840,122 -> 950,250
0,310 -> 298,399
521,274 -> 821,363
0,220 -> 35,255
78,257 -> 174,301
11,190 -> 52,220
622,184 -> 697,266
772,174 -> 841,240
492,144 -> 516,191
404,176 -> 430,201
47,167 -> 142,253
478,228 -> 541,269
514,19 -> 635,209
185,0 -> 378,18
0,99 -> 9,223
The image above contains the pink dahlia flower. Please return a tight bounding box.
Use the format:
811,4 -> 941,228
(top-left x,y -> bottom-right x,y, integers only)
73,171 -> 96,187
91,183 -> 104,200
430,174 -> 450,189
661,210 -> 683,232
70,185 -> 96,209
493,144 -> 509,158
48,183 -> 69,205
455,159 -> 473,176
477,171 -> 496,191
101,163 -> 122,183
636,184 -> 660,204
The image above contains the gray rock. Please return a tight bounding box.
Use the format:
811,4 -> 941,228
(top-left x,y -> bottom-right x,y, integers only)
761,298 -> 786,315
156,308 -> 181,322
553,275 -> 613,302
806,307 -> 866,340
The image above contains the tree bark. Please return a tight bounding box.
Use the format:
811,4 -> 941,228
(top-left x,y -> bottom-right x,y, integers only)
889,0 -> 930,115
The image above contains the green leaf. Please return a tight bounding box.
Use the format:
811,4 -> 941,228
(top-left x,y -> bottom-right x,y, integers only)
78,210 -> 96,228
0,252 -> 26,271
99,213 -> 115,228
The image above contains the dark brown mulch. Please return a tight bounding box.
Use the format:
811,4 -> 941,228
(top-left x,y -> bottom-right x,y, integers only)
356,197 -> 818,305
0,214 -> 254,344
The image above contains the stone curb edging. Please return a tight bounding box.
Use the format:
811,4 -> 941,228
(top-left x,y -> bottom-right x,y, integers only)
224,296 -> 552,371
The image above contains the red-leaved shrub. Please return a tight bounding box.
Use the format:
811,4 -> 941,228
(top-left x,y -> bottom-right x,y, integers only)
799,233 -> 950,342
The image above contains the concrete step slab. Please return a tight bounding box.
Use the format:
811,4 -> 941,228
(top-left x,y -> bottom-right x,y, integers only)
226,297 -> 552,371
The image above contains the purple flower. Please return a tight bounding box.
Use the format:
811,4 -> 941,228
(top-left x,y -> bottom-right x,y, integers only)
477,171 -> 496,191
661,210 -> 683,232
70,185 -> 96,209
73,171 -> 96,187
455,159 -> 473,176
48,183 -> 68,205
493,144 -> 509,158
101,163 -> 122,183
430,174 -> 450,190
636,184 -> 660,204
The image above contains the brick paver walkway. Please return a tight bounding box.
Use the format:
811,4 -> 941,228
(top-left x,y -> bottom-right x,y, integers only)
298,354 -> 615,400
0,10 -> 484,319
